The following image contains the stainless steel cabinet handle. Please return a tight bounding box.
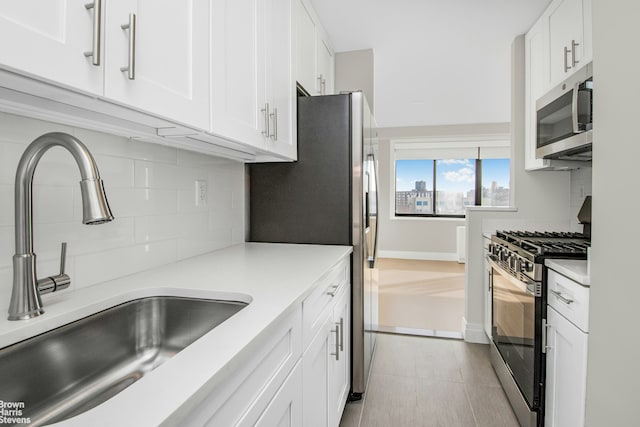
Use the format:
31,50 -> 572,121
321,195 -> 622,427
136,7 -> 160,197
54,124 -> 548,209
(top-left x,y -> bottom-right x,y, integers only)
261,103 -> 270,137
564,46 -> 571,72
84,0 -> 102,66
542,318 -> 552,353
367,153 -> 379,269
321,78 -> 326,95
550,289 -> 574,304
120,13 -> 137,80
330,324 -> 340,360
269,107 -> 278,141
317,74 -> 324,94
338,317 -> 344,351
326,284 -> 339,297
488,267 -> 493,292
571,39 -> 580,67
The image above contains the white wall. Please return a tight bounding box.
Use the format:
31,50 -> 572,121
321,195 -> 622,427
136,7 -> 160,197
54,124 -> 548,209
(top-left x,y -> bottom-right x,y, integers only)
585,2 -> 640,424
335,49 -> 375,112
377,123 -> 511,260
464,35 -> 572,342
0,112 -> 245,313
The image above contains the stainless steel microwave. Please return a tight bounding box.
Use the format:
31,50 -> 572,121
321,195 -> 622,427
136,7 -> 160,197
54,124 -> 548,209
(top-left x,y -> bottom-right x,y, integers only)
536,62 -> 593,160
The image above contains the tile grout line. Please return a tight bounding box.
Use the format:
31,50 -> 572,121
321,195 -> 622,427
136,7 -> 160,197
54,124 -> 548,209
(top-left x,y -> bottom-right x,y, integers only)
462,381 -> 481,427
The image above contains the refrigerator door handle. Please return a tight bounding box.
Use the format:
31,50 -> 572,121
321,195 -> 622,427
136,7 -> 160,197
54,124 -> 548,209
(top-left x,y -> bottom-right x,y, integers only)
367,153 -> 379,269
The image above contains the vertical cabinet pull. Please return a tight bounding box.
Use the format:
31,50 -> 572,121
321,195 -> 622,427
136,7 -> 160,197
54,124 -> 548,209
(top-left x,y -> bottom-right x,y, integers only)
120,13 -> 137,80
84,0 -> 103,66
338,317 -> 344,351
571,39 -> 580,68
330,324 -> 340,361
542,318 -> 553,353
563,40 -> 580,73
269,107 -> 278,141
261,103 -> 270,136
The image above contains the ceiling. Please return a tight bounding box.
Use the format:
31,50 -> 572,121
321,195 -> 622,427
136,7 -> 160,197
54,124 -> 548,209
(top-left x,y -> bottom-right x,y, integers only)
308,0 -> 551,129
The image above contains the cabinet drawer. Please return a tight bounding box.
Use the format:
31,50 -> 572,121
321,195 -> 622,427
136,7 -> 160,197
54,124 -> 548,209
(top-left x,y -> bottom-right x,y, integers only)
547,269 -> 590,332
302,258 -> 349,351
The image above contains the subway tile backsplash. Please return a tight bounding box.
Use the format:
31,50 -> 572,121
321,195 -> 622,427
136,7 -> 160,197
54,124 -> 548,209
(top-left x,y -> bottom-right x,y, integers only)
0,112 -> 245,312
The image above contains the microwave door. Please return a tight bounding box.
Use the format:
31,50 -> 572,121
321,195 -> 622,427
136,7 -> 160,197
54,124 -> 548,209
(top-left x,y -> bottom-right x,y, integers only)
537,90 -> 574,148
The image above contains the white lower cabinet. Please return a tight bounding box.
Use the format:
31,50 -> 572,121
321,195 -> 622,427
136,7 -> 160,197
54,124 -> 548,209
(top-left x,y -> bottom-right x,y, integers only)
545,306 -> 588,427
545,269 -> 590,427
185,256 -> 350,427
303,312 -> 332,427
302,259 -> 351,427
254,362 -> 303,427
329,286 -> 350,427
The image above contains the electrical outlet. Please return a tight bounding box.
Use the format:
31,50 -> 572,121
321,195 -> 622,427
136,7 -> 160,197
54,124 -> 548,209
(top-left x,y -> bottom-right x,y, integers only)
195,180 -> 207,206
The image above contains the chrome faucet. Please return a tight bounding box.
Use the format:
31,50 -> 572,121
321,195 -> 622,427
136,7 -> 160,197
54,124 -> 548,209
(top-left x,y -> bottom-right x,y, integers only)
8,132 -> 114,321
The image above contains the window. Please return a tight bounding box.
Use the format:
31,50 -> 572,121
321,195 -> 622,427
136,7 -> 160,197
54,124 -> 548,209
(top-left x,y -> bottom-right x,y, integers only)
393,139 -> 510,217
481,158 -> 510,207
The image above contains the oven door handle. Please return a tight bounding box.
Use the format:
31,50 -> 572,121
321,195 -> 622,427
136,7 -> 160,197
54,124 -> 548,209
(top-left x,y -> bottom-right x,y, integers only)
487,257 -> 541,297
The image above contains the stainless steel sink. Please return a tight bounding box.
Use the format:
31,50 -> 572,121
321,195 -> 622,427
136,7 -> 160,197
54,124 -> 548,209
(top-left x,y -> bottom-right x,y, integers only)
0,296 -> 247,426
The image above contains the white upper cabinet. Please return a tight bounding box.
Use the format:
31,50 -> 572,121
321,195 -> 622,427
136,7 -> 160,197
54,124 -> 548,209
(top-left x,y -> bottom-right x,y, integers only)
524,0 -> 592,170
0,0 -> 300,161
548,0 -> 588,85
317,35 -> 335,96
210,0 -> 266,150
0,0 -> 209,131
525,17 -> 553,171
0,1 -> 104,94
294,0 -> 335,96
104,0 -> 210,130
295,0 -> 317,95
210,0 -> 296,159
264,0 -> 296,159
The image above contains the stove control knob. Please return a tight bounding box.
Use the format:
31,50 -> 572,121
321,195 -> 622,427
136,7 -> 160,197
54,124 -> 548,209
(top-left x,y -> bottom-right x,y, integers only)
520,261 -> 532,272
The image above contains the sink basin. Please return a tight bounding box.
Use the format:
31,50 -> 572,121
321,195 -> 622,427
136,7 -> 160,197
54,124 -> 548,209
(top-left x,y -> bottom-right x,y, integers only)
0,296 -> 247,426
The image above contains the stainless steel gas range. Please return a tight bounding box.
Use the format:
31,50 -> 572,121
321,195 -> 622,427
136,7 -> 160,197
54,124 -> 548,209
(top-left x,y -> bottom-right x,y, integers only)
487,231 -> 590,427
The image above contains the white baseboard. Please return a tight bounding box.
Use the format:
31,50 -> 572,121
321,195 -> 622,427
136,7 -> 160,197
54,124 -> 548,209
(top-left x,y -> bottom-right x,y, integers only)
377,324 -> 463,340
462,318 -> 490,344
378,250 -> 458,262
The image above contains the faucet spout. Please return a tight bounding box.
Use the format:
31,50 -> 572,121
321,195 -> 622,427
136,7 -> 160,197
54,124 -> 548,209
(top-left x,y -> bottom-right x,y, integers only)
8,132 -> 114,320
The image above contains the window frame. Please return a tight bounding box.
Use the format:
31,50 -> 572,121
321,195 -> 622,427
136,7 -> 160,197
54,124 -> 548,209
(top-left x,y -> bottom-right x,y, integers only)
391,136 -> 510,219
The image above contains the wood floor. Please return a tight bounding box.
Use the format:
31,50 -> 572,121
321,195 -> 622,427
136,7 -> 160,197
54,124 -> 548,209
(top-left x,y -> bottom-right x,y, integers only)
340,333 -> 518,427
377,258 -> 465,336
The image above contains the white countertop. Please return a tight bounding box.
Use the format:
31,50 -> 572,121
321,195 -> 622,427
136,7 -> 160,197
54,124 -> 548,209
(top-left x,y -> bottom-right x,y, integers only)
545,259 -> 590,286
0,243 -> 352,427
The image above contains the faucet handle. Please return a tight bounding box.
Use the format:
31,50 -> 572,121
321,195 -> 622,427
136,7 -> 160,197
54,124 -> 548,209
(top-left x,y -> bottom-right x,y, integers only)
38,242 -> 71,295
59,242 -> 67,275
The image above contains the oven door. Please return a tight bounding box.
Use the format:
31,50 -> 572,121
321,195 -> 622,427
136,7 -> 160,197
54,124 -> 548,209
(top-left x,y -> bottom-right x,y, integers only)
489,258 -> 543,410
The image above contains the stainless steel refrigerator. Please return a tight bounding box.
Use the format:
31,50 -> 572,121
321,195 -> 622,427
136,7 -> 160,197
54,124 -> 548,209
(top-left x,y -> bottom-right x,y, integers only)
249,91 -> 379,399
